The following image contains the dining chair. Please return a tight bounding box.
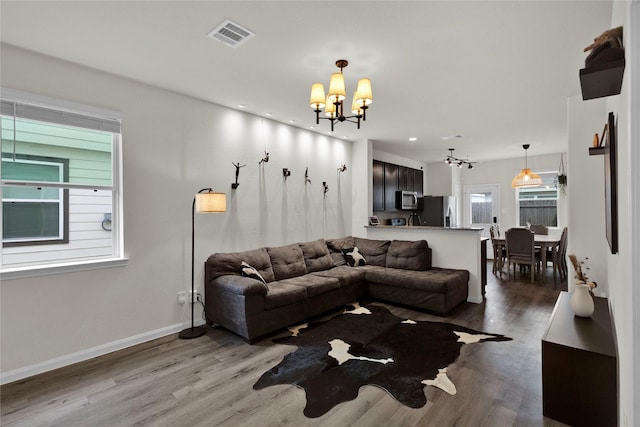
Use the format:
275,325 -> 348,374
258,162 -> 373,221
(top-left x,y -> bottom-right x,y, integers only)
489,226 -> 506,275
505,228 -> 540,282
548,227 -> 568,279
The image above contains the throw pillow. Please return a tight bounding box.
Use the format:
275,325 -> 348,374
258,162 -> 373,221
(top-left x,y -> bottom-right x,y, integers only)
342,247 -> 367,267
241,261 -> 269,291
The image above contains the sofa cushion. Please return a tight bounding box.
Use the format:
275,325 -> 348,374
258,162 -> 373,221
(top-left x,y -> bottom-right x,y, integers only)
341,247 -> 367,267
299,239 -> 335,273
277,275 -> 340,297
267,243 -> 308,280
353,237 -> 390,267
240,261 -> 268,289
326,236 -> 355,266
311,265 -> 367,287
206,248 -> 275,282
264,282 -> 308,310
364,267 -> 469,294
386,240 -> 431,271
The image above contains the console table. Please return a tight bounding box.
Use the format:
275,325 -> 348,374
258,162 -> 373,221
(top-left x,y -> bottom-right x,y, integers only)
542,291 -> 617,426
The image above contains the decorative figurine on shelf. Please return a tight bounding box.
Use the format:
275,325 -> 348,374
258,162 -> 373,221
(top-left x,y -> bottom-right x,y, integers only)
584,26 -> 624,68
337,164 -> 347,173
231,162 -> 246,189
259,151 -> 270,165
322,181 -> 329,198
283,168 -> 291,181
305,167 -> 312,185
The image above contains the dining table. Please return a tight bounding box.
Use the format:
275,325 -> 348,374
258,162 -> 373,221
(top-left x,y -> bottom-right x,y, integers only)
493,232 -> 562,280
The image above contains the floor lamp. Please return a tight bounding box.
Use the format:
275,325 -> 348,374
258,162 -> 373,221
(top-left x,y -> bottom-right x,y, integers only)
179,188 -> 227,339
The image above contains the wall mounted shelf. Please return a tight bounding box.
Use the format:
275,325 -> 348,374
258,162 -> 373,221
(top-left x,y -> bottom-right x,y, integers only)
579,58 -> 625,100
589,146 -> 606,156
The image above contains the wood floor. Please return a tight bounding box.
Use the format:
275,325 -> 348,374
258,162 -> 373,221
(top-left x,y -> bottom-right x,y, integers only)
1,263 -> 569,427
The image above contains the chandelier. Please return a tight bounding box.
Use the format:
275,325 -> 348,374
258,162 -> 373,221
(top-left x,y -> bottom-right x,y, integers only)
512,144 -> 543,188
444,148 -> 474,169
309,59 -> 372,131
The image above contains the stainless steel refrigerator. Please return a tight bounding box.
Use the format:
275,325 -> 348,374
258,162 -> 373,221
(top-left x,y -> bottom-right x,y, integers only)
422,196 -> 456,227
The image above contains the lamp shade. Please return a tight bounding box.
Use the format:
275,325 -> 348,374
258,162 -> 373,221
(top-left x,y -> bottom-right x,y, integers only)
355,78 -> 373,106
325,96 -> 337,118
511,168 -> 543,188
195,191 -> 227,213
351,92 -> 363,115
327,72 -> 346,103
309,83 -> 326,109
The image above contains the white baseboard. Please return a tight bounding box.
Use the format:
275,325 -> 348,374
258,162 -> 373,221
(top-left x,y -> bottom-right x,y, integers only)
0,320 -> 204,386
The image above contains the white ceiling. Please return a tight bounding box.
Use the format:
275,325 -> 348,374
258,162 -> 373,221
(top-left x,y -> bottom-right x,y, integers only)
0,1 -> 612,163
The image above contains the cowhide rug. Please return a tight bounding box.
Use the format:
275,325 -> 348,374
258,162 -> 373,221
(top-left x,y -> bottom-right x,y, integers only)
253,303 -> 512,418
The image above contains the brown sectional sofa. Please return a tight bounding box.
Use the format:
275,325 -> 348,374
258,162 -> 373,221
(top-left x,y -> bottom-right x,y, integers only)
204,236 -> 469,343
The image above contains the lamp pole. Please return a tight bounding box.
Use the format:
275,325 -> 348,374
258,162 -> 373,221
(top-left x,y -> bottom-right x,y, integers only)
179,188 -> 214,339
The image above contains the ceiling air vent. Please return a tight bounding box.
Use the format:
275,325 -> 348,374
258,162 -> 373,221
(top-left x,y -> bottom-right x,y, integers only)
208,19 -> 255,48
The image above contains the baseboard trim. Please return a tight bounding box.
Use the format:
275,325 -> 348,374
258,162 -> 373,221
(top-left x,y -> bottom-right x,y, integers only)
0,320 -> 204,386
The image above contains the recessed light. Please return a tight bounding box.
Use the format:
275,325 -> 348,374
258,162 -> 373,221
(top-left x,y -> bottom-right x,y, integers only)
265,112 -> 273,117
441,134 -> 463,140
409,137 -> 417,141
289,119 -> 296,123
237,104 -> 246,109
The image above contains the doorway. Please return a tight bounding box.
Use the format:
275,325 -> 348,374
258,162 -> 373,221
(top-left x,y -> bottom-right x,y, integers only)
463,184 -> 500,239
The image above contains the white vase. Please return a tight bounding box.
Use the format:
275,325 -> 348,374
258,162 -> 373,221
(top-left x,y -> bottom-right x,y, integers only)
570,282 -> 595,317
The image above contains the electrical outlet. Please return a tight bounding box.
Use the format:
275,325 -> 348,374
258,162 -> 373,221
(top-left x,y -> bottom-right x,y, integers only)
188,290 -> 200,303
177,291 -> 187,305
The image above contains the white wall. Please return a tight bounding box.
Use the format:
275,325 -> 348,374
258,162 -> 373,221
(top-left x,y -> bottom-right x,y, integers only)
351,139 -> 371,237
605,2 -> 638,425
428,152 -> 569,231
426,161 -> 452,196
566,96 -> 608,295
0,45 -> 352,380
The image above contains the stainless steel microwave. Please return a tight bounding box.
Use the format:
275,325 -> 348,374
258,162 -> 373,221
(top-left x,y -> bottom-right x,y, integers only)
396,191 -> 419,211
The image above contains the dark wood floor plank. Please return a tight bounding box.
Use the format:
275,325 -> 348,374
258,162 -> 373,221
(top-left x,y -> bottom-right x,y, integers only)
1,262 -> 569,426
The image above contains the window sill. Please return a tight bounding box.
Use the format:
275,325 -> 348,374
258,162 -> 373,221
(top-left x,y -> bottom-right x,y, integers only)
0,257 -> 129,280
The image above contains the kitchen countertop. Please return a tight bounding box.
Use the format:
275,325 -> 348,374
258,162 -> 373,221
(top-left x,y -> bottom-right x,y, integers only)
365,225 -> 483,232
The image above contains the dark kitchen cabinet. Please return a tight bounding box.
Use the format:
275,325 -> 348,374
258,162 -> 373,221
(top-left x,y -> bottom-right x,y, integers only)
414,169 -> 424,196
373,160 -> 385,211
398,166 -> 408,191
384,163 -> 399,212
372,160 -> 423,211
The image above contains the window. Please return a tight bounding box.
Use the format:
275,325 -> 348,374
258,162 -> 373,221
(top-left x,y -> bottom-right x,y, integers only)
2,155 -> 69,245
516,172 -> 558,227
1,91 -> 122,272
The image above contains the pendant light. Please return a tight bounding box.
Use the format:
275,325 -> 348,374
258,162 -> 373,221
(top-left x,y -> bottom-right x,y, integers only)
512,144 -> 543,188
309,59 -> 372,131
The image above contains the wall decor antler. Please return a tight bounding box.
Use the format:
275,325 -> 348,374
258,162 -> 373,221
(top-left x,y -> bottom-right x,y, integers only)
283,168 -> 291,180
337,164 -> 347,173
322,181 -> 329,198
305,167 -> 312,185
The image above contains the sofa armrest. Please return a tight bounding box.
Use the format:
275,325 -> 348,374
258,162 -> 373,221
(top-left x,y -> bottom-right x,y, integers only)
212,275 -> 268,296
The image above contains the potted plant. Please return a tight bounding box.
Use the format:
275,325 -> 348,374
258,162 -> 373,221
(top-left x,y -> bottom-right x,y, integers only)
557,155 -> 567,195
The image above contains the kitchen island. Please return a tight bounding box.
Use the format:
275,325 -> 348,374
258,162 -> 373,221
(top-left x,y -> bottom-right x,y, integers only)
364,225 -> 483,304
